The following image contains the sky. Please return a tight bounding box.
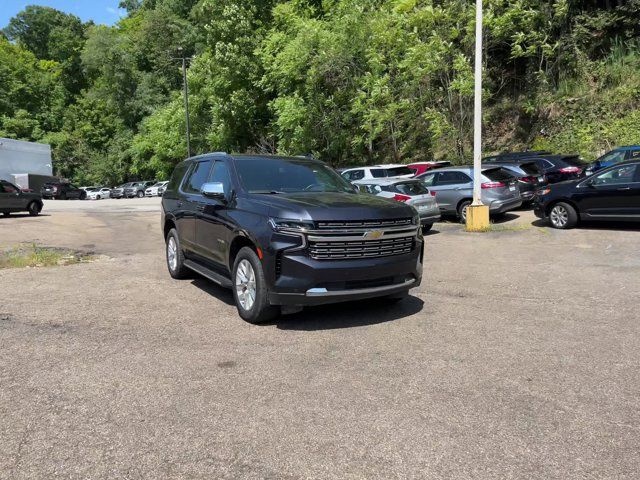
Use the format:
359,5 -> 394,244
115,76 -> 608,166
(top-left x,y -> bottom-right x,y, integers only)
1,0 -> 127,29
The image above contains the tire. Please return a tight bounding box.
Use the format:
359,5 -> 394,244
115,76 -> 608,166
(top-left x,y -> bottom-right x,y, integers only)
79,192 -> 87,200
232,247 -> 280,324
96,195 -> 101,200
137,190 -> 144,198
458,200 -> 471,223
422,223 -> 433,233
2,212 -> 9,217
166,228 -> 190,279
59,192 -> 67,200
27,202 -> 40,216
549,202 -> 578,229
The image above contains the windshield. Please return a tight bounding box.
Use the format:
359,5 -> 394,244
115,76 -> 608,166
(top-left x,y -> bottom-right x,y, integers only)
561,156 -> 587,166
234,157 -> 355,194
483,168 -> 515,182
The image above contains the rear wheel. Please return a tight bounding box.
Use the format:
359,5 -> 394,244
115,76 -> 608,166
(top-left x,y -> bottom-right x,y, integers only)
96,195 -> 101,200
137,190 -> 144,198
27,202 -> 40,216
422,224 -> 433,233
458,200 -> 471,223
59,192 -> 67,200
166,229 -> 189,279
232,247 -> 280,324
549,202 -> 578,229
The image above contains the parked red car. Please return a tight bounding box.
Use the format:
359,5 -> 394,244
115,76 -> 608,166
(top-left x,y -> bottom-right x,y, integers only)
407,161 -> 451,176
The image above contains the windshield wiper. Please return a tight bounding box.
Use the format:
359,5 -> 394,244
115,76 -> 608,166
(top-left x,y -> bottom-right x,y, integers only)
252,190 -> 286,195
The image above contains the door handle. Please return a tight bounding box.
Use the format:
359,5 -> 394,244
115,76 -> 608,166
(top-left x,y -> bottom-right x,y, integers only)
617,187 -> 631,191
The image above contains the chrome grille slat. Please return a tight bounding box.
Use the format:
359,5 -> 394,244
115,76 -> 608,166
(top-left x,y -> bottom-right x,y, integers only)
309,234 -> 415,260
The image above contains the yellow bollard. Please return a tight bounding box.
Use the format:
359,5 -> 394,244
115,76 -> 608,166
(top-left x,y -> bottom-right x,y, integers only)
465,204 -> 490,232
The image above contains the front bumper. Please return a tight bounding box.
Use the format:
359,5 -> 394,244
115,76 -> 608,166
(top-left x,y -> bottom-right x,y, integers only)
268,244 -> 423,306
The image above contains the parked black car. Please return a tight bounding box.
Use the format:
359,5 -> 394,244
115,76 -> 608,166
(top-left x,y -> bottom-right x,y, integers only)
489,154 -> 587,184
534,160 -> 640,229
41,182 -> 86,200
162,153 -> 424,323
483,161 -> 547,204
0,180 -> 43,216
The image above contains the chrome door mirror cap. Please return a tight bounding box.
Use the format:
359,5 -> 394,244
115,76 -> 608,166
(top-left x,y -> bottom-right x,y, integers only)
201,182 -> 225,198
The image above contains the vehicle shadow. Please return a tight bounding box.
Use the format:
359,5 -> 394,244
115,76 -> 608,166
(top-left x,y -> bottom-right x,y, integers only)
531,218 -> 640,232
490,213 -> 520,224
0,214 -> 51,219
271,295 -> 424,331
190,277 -> 236,306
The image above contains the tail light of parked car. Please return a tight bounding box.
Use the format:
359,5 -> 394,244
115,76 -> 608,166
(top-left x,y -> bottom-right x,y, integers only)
481,181 -> 506,189
392,194 -> 412,202
559,166 -> 582,174
518,176 -> 538,183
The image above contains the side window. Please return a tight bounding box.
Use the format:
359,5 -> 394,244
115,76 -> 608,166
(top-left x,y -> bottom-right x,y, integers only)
182,160 -> 212,194
350,169 -> 365,181
370,169 -> 385,178
1,182 -> 18,193
209,160 -> 232,196
421,173 -> 436,187
592,164 -> 637,186
168,163 -> 189,191
627,150 -> 640,160
600,151 -> 626,165
436,171 -> 471,186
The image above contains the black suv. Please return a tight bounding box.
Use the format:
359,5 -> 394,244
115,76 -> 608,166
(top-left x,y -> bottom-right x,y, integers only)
162,154 -> 424,323
41,182 -> 86,200
0,180 -> 43,216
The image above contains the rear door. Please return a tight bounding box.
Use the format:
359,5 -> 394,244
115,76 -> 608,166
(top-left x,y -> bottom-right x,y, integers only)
178,158 -> 213,251
577,164 -> 640,218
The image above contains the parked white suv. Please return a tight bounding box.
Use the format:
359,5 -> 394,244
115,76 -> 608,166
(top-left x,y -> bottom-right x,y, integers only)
340,164 -> 415,182
145,181 -> 169,197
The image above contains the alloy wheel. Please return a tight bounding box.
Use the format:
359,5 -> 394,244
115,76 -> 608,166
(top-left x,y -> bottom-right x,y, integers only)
235,259 -> 256,311
167,237 -> 178,271
550,205 -> 569,228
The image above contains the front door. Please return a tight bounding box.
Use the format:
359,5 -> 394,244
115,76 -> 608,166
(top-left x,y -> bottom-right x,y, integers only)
577,164 -> 640,219
196,159 -> 234,267
0,181 -> 23,210
427,171 -> 473,213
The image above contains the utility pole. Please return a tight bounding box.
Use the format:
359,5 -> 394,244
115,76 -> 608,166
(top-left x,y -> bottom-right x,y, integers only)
177,47 -> 192,158
466,0 -> 490,231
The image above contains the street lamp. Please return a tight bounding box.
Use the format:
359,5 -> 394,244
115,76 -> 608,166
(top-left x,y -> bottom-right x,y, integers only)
177,47 -> 192,158
466,0 -> 490,231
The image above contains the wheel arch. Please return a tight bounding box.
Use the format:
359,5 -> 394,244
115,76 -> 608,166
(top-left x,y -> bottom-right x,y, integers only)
546,198 -> 580,217
456,197 -> 473,214
228,234 -> 259,272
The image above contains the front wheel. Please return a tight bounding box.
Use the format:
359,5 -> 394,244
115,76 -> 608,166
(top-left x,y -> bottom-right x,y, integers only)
422,224 -> 433,233
232,247 -> 280,324
549,202 -> 578,229
2,212 -> 9,217
28,202 -> 40,216
137,190 -> 144,198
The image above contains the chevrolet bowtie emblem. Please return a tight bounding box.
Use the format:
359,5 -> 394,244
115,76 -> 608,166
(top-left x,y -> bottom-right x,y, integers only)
363,230 -> 384,240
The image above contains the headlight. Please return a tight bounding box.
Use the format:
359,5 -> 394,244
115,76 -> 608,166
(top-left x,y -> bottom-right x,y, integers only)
269,218 -> 315,232
412,212 -> 420,225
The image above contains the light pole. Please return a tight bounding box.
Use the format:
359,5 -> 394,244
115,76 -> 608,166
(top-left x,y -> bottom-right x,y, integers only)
177,47 -> 192,158
466,0 -> 490,231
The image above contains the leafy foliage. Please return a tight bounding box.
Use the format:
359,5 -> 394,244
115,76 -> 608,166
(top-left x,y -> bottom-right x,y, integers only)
1,0 -> 639,183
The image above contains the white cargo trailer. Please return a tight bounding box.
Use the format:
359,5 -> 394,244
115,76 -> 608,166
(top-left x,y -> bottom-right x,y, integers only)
0,138 -> 56,191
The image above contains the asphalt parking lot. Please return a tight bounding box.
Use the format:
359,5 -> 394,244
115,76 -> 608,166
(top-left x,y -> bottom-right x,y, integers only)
1,198 -> 639,479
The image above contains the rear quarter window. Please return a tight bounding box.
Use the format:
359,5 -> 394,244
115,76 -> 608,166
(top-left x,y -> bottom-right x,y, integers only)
167,162 -> 189,192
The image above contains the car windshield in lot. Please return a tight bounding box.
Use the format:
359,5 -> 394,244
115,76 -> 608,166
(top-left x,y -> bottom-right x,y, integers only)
394,181 -> 429,196
234,157 -> 355,194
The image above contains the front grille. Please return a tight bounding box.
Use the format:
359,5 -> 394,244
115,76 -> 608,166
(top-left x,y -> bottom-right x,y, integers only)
316,218 -> 412,230
309,236 -> 414,260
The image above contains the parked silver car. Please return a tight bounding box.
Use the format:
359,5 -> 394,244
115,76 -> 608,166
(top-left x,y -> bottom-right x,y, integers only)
353,178 -> 441,232
418,166 -> 522,221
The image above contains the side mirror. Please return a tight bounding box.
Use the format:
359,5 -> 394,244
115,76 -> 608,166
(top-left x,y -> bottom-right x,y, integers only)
201,182 -> 225,199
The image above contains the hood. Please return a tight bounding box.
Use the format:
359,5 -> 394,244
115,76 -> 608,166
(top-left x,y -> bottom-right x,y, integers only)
243,192 -> 415,222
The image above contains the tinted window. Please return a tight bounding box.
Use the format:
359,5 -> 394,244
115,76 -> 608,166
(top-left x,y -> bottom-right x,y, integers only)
387,166 -> 414,176
561,156 -> 587,166
519,162 -> 541,175
599,150 -> 626,164
436,171 -> 472,186
235,158 -> 354,193
371,169 -> 386,178
394,182 -> 429,196
168,163 -> 189,192
209,160 -> 232,196
483,168 -> 515,182
183,160 -> 212,194
346,169 -> 364,181
592,164 -> 637,186
1,181 -> 19,193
